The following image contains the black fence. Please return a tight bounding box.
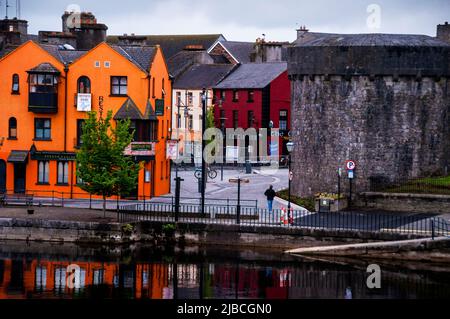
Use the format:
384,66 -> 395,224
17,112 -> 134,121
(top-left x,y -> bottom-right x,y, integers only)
118,202 -> 450,238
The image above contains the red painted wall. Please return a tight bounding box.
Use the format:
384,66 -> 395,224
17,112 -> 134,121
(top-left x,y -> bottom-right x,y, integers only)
213,70 -> 291,157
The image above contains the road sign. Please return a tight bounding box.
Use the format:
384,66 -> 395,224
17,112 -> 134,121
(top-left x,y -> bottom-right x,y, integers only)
346,160 -> 356,171
289,171 -> 294,181
348,170 -> 354,179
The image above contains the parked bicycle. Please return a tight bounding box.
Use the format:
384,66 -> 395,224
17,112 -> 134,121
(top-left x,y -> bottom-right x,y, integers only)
194,166 -> 218,180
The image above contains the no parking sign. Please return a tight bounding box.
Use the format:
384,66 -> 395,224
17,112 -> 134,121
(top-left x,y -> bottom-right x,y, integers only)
346,160 -> 356,171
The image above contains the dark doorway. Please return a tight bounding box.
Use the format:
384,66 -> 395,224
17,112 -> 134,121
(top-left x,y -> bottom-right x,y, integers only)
14,163 -> 26,194
0,160 -> 6,193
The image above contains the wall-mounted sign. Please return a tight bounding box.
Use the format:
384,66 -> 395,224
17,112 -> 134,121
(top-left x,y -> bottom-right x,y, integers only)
124,142 -> 156,156
77,93 -> 92,112
166,140 -> 178,160
155,99 -> 165,116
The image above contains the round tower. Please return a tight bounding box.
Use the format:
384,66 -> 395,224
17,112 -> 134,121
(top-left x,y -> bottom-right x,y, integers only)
287,31 -> 450,196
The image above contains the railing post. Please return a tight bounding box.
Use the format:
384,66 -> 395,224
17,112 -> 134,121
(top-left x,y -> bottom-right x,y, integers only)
61,193 -> 64,207
52,191 -> 55,207
89,194 -> 92,210
236,178 -> 241,225
431,219 -> 435,240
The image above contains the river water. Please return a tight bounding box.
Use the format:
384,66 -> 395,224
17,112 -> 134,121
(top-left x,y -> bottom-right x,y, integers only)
0,241 -> 449,299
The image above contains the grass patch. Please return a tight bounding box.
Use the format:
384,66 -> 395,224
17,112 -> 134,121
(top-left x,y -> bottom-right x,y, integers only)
383,176 -> 450,195
276,189 -> 315,211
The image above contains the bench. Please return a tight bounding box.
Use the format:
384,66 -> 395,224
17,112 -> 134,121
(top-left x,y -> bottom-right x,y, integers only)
0,193 -> 34,207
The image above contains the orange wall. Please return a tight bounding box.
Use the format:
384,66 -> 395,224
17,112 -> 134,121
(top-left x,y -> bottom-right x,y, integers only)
0,41 -> 171,199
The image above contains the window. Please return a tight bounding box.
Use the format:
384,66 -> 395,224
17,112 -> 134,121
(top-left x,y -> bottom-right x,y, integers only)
187,92 -> 193,106
29,74 -> 58,93
35,118 -> 51,140
152,78 -> 156,98
110,76 -> 127,96
76,119 -> 85,147
220,90 -> 226,102
188,115 -> 193,130
77,76 -> 91,93
104,61 -> 111,68
8,117 -> 17,139
248,90 -> 254,102
279,110 -> 288,131
247,111 -> 254,128
57,161 -> 69,185
233,110 -> 239,129
12,74 -> 19,94
94,61 -> 100,68
176,92 -> 182,106
76,164 -> 84,185
38,161 -> 49,184
233,90 -> 239,102
220,110 -> 226,130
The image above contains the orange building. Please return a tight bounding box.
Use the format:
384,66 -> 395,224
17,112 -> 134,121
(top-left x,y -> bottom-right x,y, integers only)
0,40 -> 171,199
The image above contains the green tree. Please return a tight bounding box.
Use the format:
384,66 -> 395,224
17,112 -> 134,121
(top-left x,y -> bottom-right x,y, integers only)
76,110 -> 141,216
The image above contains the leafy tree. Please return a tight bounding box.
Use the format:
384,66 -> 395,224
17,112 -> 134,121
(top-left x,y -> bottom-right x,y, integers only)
76,110 -> 141,216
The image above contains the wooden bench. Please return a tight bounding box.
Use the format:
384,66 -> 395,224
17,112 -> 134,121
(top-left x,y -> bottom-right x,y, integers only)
0,193 -> 34,207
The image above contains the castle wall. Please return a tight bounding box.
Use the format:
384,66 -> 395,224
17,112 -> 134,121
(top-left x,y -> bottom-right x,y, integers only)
290,74 -> 450,196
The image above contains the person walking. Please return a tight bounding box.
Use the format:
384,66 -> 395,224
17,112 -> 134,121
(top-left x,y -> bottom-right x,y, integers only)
264,185 -> 276,212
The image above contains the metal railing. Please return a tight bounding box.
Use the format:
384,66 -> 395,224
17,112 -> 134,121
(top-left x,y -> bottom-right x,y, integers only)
118,203 -> 450,238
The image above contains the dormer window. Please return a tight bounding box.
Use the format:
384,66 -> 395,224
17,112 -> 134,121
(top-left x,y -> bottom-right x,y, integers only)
29,74 -> 58,93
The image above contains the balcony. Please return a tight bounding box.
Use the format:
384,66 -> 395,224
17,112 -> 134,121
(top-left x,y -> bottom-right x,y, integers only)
28,92 -> 58,114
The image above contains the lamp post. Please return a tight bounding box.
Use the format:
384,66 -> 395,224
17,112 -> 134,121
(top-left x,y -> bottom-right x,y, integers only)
286,141 -> 294,224
200,88 -> 207,217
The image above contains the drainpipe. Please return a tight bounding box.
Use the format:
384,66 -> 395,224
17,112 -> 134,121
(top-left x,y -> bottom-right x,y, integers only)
64,63 -> 69,153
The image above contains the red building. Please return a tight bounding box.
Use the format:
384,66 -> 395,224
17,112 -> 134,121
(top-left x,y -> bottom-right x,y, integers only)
213,62 -> 290,161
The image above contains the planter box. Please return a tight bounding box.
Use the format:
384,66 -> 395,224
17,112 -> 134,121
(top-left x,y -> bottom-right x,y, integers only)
315,198 -> 348,213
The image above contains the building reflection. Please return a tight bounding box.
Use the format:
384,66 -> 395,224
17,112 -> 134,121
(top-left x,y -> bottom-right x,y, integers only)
0,258 -> 448,299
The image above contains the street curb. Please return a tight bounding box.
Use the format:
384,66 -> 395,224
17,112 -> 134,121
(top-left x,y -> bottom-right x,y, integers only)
274,196 -> 309,212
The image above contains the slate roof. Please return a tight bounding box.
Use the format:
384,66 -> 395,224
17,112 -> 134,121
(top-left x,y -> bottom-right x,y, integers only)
114,98 -> 145,120
108,34 -> 225,60
167,50 -> 208,78
27,62 -> 61,74
174,64 -> 236,89
114,98 -> 157,121
111,45 -> 157,72
295,32 -> 450,47
217,41 -> 255,64
215,62 -> 287,89
7,151 -> 28,163
38,43 -> 87,64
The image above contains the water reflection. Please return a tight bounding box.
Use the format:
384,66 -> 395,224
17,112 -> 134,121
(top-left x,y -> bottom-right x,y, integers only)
0,248 -> 449,299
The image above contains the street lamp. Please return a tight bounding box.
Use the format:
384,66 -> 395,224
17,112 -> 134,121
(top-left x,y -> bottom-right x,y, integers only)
286,141 -> 294,224
200,88 -> 207,217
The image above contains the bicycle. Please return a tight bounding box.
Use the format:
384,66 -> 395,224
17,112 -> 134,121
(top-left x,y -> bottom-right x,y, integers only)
194,166 -> 218,180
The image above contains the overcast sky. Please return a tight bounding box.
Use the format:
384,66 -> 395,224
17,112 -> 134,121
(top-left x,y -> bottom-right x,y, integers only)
5,0 -> 450,41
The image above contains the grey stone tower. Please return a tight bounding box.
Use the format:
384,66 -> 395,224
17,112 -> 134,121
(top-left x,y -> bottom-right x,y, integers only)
287,30 -> 450,197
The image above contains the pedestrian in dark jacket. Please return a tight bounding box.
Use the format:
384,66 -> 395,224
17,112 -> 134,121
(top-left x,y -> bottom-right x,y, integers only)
264,185 -> 276,212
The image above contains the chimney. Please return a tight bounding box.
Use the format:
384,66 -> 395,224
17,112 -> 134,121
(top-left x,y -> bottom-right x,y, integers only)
296,25 -> 309,39
437,21 -> 450,44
